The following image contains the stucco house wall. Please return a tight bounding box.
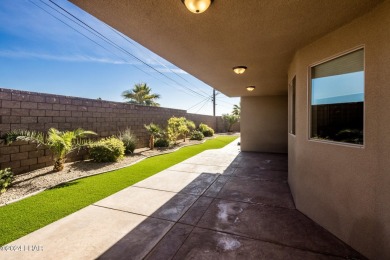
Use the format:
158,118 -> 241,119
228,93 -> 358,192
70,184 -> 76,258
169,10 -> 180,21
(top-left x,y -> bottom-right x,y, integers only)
240,96 -> 287,153
288,1 -> 390,259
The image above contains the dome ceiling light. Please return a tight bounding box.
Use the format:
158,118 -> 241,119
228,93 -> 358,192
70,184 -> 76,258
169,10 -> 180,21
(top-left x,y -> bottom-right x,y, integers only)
246,86 -> 255,92
233,66 -> 247,74
182,0 -> 213,14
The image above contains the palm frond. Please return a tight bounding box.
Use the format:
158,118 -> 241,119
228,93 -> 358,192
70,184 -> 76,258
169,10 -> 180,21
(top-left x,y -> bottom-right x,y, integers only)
72,128 -> 97,139
122,83 -> 160,106
4,129 -> 45,145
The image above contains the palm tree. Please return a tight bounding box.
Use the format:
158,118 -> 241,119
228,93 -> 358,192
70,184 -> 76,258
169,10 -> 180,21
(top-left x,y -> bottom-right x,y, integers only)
232,104 -> 241,116
144,123 -> 162,150
10,128 -> 96,172
122,83 -> 161,106
222,114 -> 239,132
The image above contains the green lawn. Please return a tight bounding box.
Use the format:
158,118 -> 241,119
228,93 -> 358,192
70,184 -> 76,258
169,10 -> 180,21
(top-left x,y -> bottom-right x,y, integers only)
0,135 -> 238,246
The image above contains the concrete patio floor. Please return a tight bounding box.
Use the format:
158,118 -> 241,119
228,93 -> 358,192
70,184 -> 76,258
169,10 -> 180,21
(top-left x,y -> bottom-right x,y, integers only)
1,139 -> 364,259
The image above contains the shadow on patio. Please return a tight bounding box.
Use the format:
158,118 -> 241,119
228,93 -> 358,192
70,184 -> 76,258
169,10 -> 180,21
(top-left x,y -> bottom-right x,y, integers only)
97,151 -> 363,259
2,142 -> 365,259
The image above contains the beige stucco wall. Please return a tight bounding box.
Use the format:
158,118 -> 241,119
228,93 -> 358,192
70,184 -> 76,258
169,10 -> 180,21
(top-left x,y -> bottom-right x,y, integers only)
241,96 -> 287,153
288,1 -> 390,259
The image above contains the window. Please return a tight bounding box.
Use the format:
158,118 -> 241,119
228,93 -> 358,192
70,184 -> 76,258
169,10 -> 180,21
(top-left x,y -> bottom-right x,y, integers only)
310,48 -> 364,145
289,77 -> 296,135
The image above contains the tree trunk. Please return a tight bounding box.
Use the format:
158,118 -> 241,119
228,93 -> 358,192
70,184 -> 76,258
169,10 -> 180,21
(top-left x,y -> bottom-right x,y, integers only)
53,158 -> 64,172
150,135 -> 154,150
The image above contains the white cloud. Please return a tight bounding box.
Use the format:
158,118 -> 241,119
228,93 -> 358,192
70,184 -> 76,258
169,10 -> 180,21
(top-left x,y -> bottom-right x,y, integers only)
156,68 -> 189,74
0,50 -> 137,65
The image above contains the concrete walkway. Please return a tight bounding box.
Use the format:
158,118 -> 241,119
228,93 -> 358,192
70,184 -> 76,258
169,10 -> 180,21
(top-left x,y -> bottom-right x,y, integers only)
1,140 -> 364,259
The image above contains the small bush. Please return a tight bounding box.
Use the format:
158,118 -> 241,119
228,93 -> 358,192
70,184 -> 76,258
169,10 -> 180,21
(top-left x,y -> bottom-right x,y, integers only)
89,137 -> 125,162
118,128 -> 137,154
154,138 -> 170,148
222,113 -> 239,132
0,168 -> 13,194
190,130 -> 204,140
167,117 -> 185,144
186,120 -> 196,132
199,123 -> 214,137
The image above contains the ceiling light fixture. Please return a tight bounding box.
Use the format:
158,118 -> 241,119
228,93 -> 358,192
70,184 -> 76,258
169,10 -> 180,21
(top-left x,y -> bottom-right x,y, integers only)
246,86 -> 255,92
182,0 -> 213,14
233,66 -> 247,74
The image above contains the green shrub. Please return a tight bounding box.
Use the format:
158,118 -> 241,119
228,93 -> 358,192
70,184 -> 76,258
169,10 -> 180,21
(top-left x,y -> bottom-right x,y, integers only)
222,113 -> 239,132
190,130 -> 204,140
199,123 -> 214,137
186,120 -> 196,131
89,137 -> 125,162
167,117 -> 185,144
0,168 -> 13,194
154,138 -> 170,148
118,128 -> 137,154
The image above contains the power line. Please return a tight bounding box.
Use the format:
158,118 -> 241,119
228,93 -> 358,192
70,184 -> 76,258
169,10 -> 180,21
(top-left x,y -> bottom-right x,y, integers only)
39,0 -> 201,98
187,96 -> 212,111
105,27 -> 211,97
195,97 -> 212,114
29,1 -> 161,82
46,0 -> 209,99
32,0 -> 203,99
216,97 -> 236,106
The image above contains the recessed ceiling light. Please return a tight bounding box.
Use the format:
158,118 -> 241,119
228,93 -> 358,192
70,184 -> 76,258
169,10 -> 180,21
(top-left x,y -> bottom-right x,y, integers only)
233,66 -> 247,74
246,86 -> 255,91
182,0 -> 213,14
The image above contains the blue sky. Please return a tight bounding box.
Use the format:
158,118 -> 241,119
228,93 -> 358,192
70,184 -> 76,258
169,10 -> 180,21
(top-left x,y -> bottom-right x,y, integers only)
0,0 -> 239,115
312,72 -> 364,105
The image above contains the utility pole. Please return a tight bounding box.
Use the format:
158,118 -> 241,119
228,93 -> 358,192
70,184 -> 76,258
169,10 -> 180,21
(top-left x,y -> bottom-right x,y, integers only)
213,89 -> 216,116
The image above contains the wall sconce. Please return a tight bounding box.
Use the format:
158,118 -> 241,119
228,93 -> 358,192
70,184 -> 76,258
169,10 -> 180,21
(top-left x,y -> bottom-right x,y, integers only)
232,66 -> 247,74
182,0 -> 213,14
246,86 -> 255,92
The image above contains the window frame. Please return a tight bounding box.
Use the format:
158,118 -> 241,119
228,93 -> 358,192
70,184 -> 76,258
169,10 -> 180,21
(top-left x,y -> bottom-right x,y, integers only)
307,46 -> 365,148
289,76 -> 296,136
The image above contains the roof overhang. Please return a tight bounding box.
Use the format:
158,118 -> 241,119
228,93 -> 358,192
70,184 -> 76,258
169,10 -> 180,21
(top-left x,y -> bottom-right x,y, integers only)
70,0 -> 382,97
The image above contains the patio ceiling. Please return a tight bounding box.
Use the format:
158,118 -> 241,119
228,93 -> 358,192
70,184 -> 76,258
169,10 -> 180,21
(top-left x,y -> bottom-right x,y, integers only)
70,0 -> 382,97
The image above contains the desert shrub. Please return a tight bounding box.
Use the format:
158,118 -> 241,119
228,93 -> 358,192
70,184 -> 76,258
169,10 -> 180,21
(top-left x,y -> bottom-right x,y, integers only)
186,120 -> 196,131
190,130 -> 204,141
89,137 -> 125,162
199,123 -> 214,137
0,168 -> 13,194
222,113 -> 239,132
154,138 -> 170,148
118,128 -> 137,154
168,117 -> 187,144
184,119 -> 196,141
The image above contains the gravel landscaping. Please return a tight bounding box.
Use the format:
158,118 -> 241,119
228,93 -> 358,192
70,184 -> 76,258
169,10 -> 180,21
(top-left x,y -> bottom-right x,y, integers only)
0,138 -> 205,206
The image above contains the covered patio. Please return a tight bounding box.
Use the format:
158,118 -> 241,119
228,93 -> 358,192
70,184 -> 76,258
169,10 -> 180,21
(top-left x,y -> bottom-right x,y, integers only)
64,1 -> 390,258
2,140 -> 362,259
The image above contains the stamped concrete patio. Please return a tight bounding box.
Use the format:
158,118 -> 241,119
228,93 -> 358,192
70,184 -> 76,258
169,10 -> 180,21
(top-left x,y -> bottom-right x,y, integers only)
2,139 -> 364,259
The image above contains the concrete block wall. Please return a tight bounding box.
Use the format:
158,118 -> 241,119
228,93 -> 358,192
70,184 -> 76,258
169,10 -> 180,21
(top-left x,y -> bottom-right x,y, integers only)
0,88 -> 222,174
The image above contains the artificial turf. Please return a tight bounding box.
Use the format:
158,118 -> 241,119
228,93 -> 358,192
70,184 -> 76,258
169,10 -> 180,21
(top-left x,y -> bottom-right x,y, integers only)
0,135 -> 238,246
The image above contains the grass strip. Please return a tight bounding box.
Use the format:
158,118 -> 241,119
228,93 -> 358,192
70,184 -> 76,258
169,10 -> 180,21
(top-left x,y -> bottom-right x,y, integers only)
0,135 -> 238,246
